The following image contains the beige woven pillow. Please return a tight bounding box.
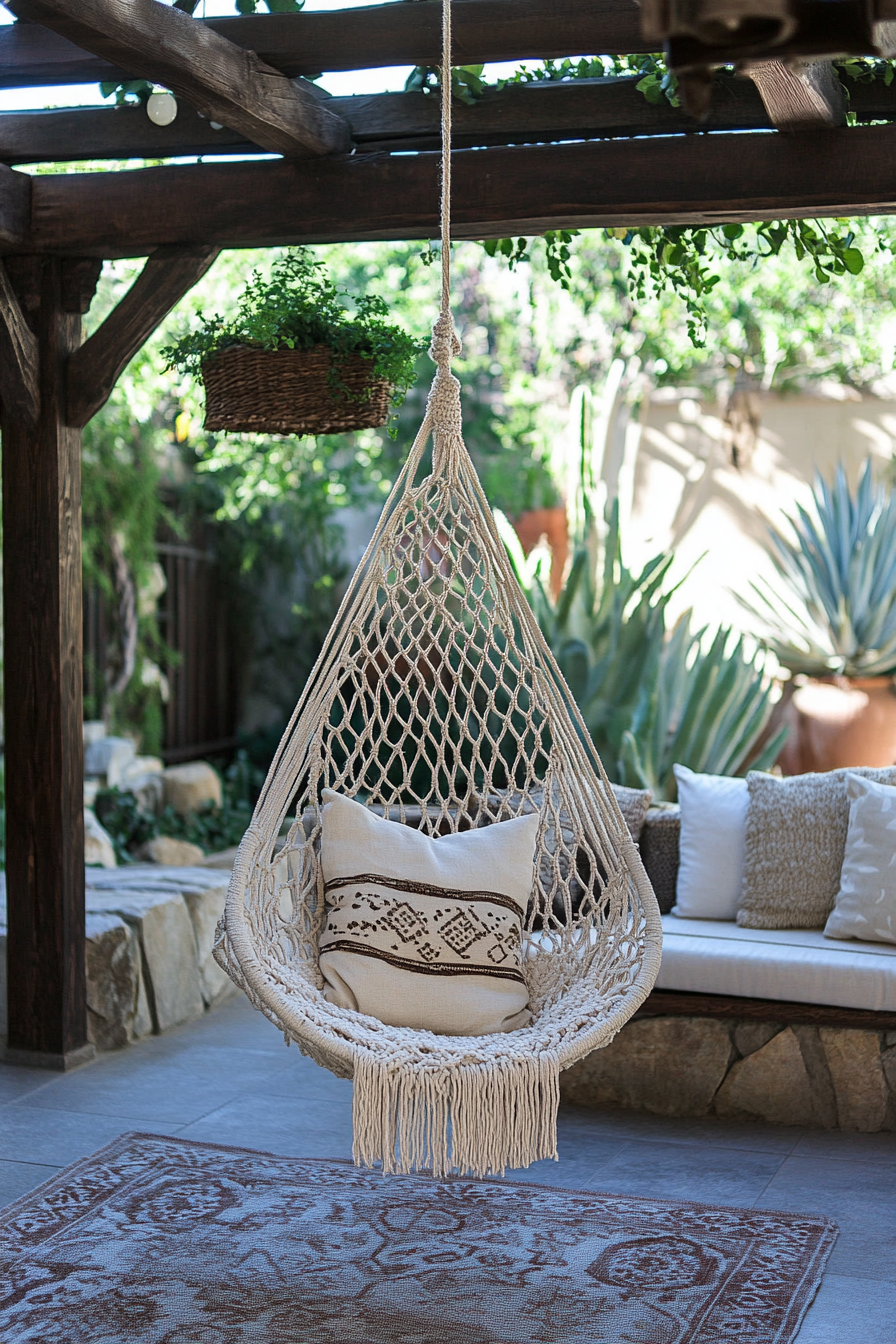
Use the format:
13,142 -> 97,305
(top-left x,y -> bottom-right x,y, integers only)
318,789 -> 538,1035
738,766 -> 896,929
824,774 -> 896,945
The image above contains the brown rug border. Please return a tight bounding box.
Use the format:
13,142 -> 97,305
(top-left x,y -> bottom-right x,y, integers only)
1,1130 -> 840,1343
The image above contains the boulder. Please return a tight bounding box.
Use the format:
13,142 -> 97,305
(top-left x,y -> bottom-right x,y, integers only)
84,912 -> 138,1050
84,734 -> 136,787
820,1027 -> 888,1132
85,884 -> 204,1033
163,761 -> 222,816
120,756 -> 165,814
181,878 -> 234,1005
83,720 -> 107,746
715,1027 -> 815,1125
560,1016 -> 733,1116
84,808 -> 117,869
136,836 -> 205,867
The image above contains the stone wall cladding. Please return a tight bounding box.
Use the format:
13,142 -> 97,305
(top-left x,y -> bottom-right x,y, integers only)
561,1014 -> 896,1132
0,867 -> 235,1049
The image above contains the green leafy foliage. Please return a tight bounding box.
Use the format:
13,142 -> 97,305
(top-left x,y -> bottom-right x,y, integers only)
235,0 -> 304,12
498,499 -> 783,801
164,249 -> 425,433
94,752 -> 262,863
404,64 -> 488,105
739,460 -> 896,678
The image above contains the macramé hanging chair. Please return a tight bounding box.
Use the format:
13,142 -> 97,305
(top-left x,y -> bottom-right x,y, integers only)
214,0 -> 662,1179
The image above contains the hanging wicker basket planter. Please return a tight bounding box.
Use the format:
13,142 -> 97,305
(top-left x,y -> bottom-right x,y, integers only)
201,344 -> 393,436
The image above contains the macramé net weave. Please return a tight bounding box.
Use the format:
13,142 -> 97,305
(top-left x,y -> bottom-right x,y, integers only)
214,0 -> 662,1179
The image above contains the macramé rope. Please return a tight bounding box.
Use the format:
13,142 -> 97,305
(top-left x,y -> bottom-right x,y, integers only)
214,0 -> 662,1179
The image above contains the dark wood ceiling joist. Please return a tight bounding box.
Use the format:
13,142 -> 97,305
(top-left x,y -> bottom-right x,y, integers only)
5,0 -> 350,157
0,0 -> 647,90
16,121 -> 896,259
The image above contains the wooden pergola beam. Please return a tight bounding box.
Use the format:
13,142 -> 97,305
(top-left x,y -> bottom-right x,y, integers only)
5,1 -> 351,158
66,243 -> 220,429
22,122 -> 896,259
6,72 -> 896,165
0,162 -> 32,248
745,59 -> 846,130
0,257 -> 39,425
0,0 -> 647,90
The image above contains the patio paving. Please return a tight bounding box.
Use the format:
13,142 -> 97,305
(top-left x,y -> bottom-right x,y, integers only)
2,996 -> 894,1342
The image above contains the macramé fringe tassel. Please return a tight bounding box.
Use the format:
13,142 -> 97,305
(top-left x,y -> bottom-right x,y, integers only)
352,1050 -> 560,1178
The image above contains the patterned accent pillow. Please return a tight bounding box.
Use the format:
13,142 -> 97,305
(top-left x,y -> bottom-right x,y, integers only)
738,766 -> 896,929
318,789 -> 538,1035
824,774 -> 896,945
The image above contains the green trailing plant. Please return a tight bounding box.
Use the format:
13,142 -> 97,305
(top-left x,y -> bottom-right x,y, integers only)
497,500 -> 784,801
164,249 -> 426,432
739,459 -> 896,678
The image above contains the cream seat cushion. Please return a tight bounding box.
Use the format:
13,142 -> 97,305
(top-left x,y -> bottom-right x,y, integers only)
318,789 -> 538,1035
657,913 -> 896,1012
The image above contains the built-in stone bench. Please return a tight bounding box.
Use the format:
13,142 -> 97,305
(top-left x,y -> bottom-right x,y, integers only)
0,867 -> 235,1052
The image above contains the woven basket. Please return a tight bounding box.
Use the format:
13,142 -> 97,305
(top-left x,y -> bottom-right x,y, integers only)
201,345 -> 393,436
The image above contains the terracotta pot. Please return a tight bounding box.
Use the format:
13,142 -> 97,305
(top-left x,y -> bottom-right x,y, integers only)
512,506 -> 569,600
777,675 -> 896,775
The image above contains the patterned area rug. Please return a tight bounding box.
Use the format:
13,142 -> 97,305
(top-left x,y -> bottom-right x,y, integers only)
0,1133 -> 837,1343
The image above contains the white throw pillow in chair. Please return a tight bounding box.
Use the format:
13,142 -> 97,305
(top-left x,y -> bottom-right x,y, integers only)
318,789 -> 539,1035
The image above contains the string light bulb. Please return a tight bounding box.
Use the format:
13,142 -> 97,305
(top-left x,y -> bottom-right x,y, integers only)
146,89 -> 178,127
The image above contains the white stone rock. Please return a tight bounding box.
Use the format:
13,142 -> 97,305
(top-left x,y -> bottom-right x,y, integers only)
84,735 -> 136,787
163,761 -> 222,816
83,720 -> 107,746
84,779 -> 100,808
561,1017 -> 733,1116
181,878 -> 234,1006
136,836 -> 206,867
85,912 -> 138,1050
715,1027 -> 815,1125
84,808 -> 117,869
820,1027 -> 888,1132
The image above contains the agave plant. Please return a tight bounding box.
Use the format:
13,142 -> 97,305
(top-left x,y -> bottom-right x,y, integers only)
497,500 -> 785,800
740,460 -> 896,678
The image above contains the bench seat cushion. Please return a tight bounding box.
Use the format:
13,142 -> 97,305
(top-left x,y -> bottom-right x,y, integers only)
656,914 -> 896,1012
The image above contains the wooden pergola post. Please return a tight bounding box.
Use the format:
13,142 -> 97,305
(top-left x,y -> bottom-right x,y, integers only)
2,256 -> 95,1068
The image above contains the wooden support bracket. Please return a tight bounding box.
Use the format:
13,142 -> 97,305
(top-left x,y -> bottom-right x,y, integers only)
6,0 -> 351,157
0,258 -> 40,426
66,243 -> 220,428
744,59 -> 846,130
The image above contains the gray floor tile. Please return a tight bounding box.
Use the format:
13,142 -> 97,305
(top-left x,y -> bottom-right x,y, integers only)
10,1046 -> 302,1124
0,1066 -> 56,1105
756,1155 -> 896,1280
795,1274 -> 896,1343
0,1105 -> 184,1167
0,1159 -> 60,1208
177,1092 -> 355,1159
791,1129 -> 896,1165
559,1103 -> 802,1155
582,1138 -> 787,1206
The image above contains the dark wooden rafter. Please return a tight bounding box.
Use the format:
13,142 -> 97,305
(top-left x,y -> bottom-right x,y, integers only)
66,243 -> 220,429
0,0 -> 647,90
8,70 -> 896,165
17,121 -> 896,259
0,257 -> 39,424
0,161 -> 31,247
744,59 -> 846,129
4,0 -> 351,157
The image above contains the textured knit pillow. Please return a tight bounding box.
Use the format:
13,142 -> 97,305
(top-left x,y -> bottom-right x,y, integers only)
738,766 -> 896,929
824,773 -> 896,945
672,765 -> 748,920
318,789 -> 538,1035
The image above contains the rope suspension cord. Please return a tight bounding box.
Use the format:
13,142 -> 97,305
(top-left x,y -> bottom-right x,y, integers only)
428,0 -> 463,466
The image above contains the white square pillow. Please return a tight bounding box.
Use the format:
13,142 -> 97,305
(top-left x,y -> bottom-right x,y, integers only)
824,773 -> 896,945
318,789 -> 539,1035
672,764 -> 748,921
